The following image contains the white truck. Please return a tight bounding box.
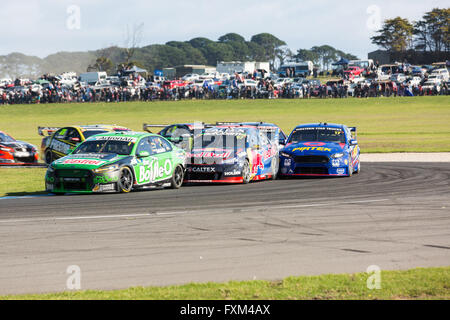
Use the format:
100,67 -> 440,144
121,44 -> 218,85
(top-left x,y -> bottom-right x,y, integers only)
79,72 -> 107,85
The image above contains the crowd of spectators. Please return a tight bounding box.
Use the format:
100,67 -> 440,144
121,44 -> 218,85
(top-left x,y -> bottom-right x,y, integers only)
1,68 -> 449,105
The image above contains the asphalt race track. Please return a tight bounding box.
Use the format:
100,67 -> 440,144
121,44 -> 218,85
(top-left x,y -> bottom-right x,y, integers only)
0,162 -> 449,295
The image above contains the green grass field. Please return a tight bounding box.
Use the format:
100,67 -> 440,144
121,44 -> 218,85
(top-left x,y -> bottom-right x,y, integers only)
1,96 -> 449,153
2,267 -> 449,300
0,168 -> 46,197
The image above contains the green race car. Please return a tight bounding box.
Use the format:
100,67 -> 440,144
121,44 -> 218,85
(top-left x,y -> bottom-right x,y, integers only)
45,131 -> 186,194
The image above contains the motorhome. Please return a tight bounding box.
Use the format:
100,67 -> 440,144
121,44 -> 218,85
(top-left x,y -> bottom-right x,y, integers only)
278,61 -> 313,77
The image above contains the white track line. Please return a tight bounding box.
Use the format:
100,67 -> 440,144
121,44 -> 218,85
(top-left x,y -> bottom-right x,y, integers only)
0,199 -> 389,224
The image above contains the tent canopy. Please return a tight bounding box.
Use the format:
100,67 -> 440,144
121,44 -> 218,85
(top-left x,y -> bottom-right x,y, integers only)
332,58 -> 349,66
124,66 -> 147,73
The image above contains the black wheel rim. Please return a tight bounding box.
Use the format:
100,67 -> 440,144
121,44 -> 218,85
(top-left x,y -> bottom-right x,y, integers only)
174,166 -> 183,186
121,169 -> 132,191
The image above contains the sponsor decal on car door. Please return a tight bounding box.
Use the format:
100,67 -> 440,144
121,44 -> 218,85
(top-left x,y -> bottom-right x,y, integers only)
133,136 -> 173,185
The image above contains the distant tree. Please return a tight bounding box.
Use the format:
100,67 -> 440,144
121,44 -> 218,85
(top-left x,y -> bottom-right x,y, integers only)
250,33 -> 286,68
294,49 -> 320,65
275,46 -> 293,68
371,17 -> 414,52
218,33 -> 246,43
311,45 -> 340,70
188,37 -> 215,50
414,8 -> 450,52
87,57 -> 114,73
203,43 -> 235,65
166,41 -> 207,65
246,42 -> 266,61
123,23 -> 144,64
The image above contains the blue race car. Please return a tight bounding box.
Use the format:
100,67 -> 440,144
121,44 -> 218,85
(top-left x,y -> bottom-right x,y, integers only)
279,123 -> 360,177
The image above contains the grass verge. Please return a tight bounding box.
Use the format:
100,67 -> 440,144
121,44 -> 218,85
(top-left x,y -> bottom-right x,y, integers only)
0,168 -> 46,197
0,96 -> 449,153
2,267 -> 449,300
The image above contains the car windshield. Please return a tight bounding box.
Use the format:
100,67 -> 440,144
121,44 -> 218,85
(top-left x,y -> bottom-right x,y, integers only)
0,132 -> 15,142
289,128 -> 346,144
74,140 -> 135,155
82,130 -> 109,139
195,133 -> 246,151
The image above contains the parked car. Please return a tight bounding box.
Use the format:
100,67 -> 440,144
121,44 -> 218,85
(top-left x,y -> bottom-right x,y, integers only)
390,73 -> 407,83
430,68 -> 449,81
344,66 -> 364,77
181,73 -> 200,81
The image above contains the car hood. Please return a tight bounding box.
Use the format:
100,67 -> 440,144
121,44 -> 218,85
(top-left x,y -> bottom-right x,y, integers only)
51,153 -> 127,169
282,142 -> 345,155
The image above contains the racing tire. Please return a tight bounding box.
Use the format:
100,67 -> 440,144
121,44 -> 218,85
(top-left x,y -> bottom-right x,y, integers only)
347,156 -> 353,177
45,150 -> 53,165
118,167 -> 133,193
271,157 -> 279,180
355,161 -> 361,174
170,165 -> 184,189
242,159 -> 251,184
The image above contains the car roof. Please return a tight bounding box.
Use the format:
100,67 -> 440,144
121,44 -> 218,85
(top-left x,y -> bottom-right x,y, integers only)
294,123 -> 345,130
88,131 -> 155,139
63,125 -> 130,132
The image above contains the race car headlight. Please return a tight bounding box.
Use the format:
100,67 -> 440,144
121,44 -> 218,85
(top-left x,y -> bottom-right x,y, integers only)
0,147 -> 13,152
280,152 -> 292,158
94,164 -> 119,173
331,153 -> 344,159
47,166 -> 55,174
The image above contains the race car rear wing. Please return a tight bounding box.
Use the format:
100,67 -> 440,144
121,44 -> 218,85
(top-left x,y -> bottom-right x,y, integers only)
38,126 -> 60,136
143,123 -> 214,133
143,124 -> 171,133
216,122 -> 279,132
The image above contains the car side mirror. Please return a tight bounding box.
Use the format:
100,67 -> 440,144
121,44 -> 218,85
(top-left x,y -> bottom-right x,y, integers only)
138,151 -> 150,158
350,139 -> 358,146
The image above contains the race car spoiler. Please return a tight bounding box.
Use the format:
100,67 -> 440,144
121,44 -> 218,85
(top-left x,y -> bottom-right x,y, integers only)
215,122 -> 278,131
143,124 -> 171,133
143,123 -> 213,133
38,126 -> 60,136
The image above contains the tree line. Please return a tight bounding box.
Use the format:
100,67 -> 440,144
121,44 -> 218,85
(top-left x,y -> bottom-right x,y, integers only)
371,8 -> 449,54
89,32 -> 358,74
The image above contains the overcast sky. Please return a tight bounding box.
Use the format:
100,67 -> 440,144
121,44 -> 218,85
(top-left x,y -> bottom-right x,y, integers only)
1,0 -> 448,59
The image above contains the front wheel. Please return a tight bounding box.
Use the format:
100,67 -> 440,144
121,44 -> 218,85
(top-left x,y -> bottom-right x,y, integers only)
170,165 -> 184,189
242,159 -> 251,184
118,167 -> 133,193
